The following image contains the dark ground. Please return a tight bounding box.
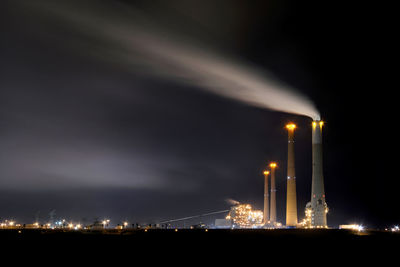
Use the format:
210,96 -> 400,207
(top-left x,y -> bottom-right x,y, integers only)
2,228 -> 399,261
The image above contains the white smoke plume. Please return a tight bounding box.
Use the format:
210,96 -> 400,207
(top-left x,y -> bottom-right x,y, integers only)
21,0 -> 320,120
225,198 -> 241,206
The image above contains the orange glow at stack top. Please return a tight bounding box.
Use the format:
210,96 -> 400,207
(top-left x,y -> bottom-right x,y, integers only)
269,162 -> 277,168
312,121 -> 324,128
286,123 -> 296,130
263,170 -> 270,175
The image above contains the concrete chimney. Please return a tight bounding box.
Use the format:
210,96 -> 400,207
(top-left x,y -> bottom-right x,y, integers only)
269,162 -> 277,224
310,120 -> 328,227
286,124 -> 298,226
263,170 -> 270,224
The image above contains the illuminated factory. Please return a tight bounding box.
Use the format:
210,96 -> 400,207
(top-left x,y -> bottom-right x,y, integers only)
285,121 -> 329,228
225,204 -> 263,228
217,120 -> 329,229
1,120 -> 329,231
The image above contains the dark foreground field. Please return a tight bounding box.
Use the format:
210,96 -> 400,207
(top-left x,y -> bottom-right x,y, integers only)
2,228 -> 398,245
1,229 -> 398,261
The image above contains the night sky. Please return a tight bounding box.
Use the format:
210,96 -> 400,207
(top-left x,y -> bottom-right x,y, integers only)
1,0 -> 397,228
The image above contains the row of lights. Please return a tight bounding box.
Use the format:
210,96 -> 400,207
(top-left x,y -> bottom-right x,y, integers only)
339,224 -> 364,231
143,228 -> 208,232
0,219 -> 130,230
0,220 -> 18,228
384,225 -> 399,232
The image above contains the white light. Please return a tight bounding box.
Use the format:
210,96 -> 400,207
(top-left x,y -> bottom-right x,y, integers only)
339,224 -> 364,231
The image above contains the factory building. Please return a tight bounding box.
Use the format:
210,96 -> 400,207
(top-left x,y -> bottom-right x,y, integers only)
214,219 -> 232,229
217,120 -> 329,230
225,204 -> 263,228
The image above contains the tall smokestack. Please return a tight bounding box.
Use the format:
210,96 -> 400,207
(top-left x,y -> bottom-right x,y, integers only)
310,120 -> 328,227
263,170 -> 270,224
286,124 -> 298,226
269,162 -> 277,224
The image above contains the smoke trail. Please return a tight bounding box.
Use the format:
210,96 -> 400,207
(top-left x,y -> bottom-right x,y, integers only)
225,198 -> 240,206
22,0 -> 320,120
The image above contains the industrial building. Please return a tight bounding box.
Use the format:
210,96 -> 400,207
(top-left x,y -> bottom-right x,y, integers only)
225,204 -> 263,228
217,120 -> 329,229
258,120 -> 329,229
1,120 -> 330,231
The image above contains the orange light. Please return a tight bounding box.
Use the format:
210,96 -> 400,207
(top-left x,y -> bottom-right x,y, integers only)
313,121 -> 324,128
269,162 -> 277,168
263,170 -> 270,175
286,123 -> 296,130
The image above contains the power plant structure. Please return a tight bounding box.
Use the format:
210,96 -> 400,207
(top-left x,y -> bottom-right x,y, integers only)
216,120 -> 329,229
263,170 -> 270,224
225,204 -> 263,228
260,121 -> 328,229
305,120 -> 328,228
269,162 -> 277,224
286,124 -> 298,226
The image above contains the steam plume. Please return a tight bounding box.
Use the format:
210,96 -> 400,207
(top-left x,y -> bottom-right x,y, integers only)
225,198 -> 241,206
23,0 -> 320,120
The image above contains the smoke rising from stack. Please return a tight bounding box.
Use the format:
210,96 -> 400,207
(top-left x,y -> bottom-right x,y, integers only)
21,0 -> 320,120
225,198 -> 241,206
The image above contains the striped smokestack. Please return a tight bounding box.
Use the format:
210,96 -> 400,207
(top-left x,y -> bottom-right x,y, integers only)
310,120 -> 328,227
286,124 -> 298,226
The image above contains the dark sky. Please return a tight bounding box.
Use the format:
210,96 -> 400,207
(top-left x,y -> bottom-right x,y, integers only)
0,0 -> 397,228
